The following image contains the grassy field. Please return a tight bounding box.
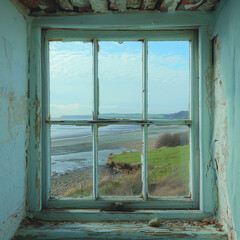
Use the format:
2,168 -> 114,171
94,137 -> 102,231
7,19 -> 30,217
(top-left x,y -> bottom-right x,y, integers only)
64,145 -> 189,198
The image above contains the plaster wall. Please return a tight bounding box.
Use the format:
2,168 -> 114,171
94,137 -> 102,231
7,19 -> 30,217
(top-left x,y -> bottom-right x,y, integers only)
0,0 -> 29,239
213,0 -> 240,238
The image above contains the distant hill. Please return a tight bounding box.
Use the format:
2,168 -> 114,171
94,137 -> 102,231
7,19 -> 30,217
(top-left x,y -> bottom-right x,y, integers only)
59,111 -> 189,120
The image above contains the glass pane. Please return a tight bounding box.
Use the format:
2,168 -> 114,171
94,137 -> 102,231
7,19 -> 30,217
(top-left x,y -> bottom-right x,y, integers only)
50,125 -> 92,198
148,41 -> 189,120
99,41 -> 142,119
147,125 -> 189,197
98,125 -> 142,197
49,41 -> 92,120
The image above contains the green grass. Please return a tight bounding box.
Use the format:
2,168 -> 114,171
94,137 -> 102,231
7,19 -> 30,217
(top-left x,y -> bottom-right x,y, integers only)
64,145 -> 189,198
109,145 -> 189,183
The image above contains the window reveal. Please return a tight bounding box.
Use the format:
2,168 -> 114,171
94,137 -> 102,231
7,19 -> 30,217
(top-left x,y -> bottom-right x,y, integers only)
45,30 -> 199,210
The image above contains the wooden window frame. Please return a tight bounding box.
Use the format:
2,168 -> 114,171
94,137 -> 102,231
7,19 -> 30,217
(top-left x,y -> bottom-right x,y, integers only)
41,30 -> 199,210
27,13 -> 216,220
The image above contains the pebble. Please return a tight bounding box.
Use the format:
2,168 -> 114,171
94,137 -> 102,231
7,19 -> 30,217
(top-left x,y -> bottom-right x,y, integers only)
148,218 -> 162,227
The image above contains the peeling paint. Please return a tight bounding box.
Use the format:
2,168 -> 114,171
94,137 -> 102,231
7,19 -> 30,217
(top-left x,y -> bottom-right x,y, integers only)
16,0 -> 221,15
34,93 -> 42,148
14,220 -> 228,239
0,1 -> 28,239
210,35 -> 234,238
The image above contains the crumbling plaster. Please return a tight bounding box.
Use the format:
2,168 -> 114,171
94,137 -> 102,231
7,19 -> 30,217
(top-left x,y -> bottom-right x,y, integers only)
211,0 -> 240,238
0,0 -> 29,239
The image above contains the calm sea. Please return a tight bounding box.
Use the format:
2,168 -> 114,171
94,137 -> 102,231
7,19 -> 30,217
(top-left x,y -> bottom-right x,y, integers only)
51,118 -> 188,175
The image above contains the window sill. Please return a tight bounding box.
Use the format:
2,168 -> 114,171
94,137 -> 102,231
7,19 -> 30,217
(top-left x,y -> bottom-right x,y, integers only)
31,209 -> 211,221
14,217 -> 227,240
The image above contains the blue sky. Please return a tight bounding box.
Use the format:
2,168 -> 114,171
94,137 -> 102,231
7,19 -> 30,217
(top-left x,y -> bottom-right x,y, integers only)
50,41 -> 189,118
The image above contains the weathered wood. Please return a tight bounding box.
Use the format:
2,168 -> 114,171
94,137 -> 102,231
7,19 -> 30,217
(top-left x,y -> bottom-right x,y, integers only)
47,119 -> 192,126
109,0 -> 127,11
89,0 -> 108,12
189,30 -> 200,208
14,220 -> 227,240
33,12 -> 212,29
27,26 -> 42,211
199,26 -> 217,213
33,209 -> 214,221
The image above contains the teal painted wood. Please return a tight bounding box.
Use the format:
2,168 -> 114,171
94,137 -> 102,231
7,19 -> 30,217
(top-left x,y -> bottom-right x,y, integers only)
190,31 -> 200,209
14,221 -> 227,240
142,40 -> 148,200
47,120 -> 192,125
32,210 -> 213,221
199,26 -> 216,213
31,21 -> 214,217
33,12 -> 213,29
27,25 -> 42,212
92,39 -> 99,199
42,30 -> 51,208
45,30 -> 197,41
47,198 -> 194,210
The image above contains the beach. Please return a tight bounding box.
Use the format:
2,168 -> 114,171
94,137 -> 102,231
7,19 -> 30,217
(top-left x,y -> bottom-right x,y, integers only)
50,124 -> 189,197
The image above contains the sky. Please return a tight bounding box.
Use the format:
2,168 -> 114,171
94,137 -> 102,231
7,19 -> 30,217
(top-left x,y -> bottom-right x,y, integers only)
50,40 -> 189,118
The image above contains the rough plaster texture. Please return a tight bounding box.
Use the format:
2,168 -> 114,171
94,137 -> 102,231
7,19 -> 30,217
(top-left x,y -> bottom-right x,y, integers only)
0,0 -> 28,239
213,0 -> 240,238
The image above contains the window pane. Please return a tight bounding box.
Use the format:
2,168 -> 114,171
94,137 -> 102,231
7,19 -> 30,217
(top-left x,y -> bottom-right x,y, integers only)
99,41 -> 142,119
98,125 -> 142,197
50,41 -> 92,120
148,41 -> 189,120
50,125 -> 93,198
147,125 -> 189,197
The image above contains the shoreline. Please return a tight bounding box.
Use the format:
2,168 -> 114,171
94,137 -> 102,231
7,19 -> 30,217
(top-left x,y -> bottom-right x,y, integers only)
51,165 -> 122,197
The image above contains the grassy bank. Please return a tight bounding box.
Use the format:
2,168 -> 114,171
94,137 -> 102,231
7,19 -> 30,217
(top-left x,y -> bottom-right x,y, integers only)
63,144 -> 189,198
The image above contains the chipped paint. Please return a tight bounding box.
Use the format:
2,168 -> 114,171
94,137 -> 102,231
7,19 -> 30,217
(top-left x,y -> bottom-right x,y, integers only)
14,220 -> 228,239
0,0 -> 29,239
34,94 -> 42,147
16,0 -> 221,15
210,35 -> 234,239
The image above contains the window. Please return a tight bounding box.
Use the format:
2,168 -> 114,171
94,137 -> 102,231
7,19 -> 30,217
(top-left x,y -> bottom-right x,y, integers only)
42,30 -> 199,210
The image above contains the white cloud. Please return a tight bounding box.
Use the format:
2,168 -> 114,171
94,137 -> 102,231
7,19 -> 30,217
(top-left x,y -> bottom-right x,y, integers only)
51,104 -> 92,118
49,41 -> 189,117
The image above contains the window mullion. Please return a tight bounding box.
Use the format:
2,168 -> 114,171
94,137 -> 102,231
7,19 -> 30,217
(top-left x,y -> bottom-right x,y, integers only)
142,40 -> 148,200
93,39 -> 98,200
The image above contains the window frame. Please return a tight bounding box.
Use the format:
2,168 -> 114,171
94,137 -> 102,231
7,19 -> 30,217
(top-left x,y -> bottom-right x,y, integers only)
41,29 -> 199,210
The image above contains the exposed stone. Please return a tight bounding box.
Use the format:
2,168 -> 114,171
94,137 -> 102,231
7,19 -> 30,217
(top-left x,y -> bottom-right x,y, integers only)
148,218 -> 162,227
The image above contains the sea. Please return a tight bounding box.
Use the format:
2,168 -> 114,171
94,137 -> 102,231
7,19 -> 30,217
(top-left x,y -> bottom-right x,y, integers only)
50,116 -> 189,175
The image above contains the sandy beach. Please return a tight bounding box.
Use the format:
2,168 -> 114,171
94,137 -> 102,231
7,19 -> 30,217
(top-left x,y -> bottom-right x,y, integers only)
50,125 -> 189,197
